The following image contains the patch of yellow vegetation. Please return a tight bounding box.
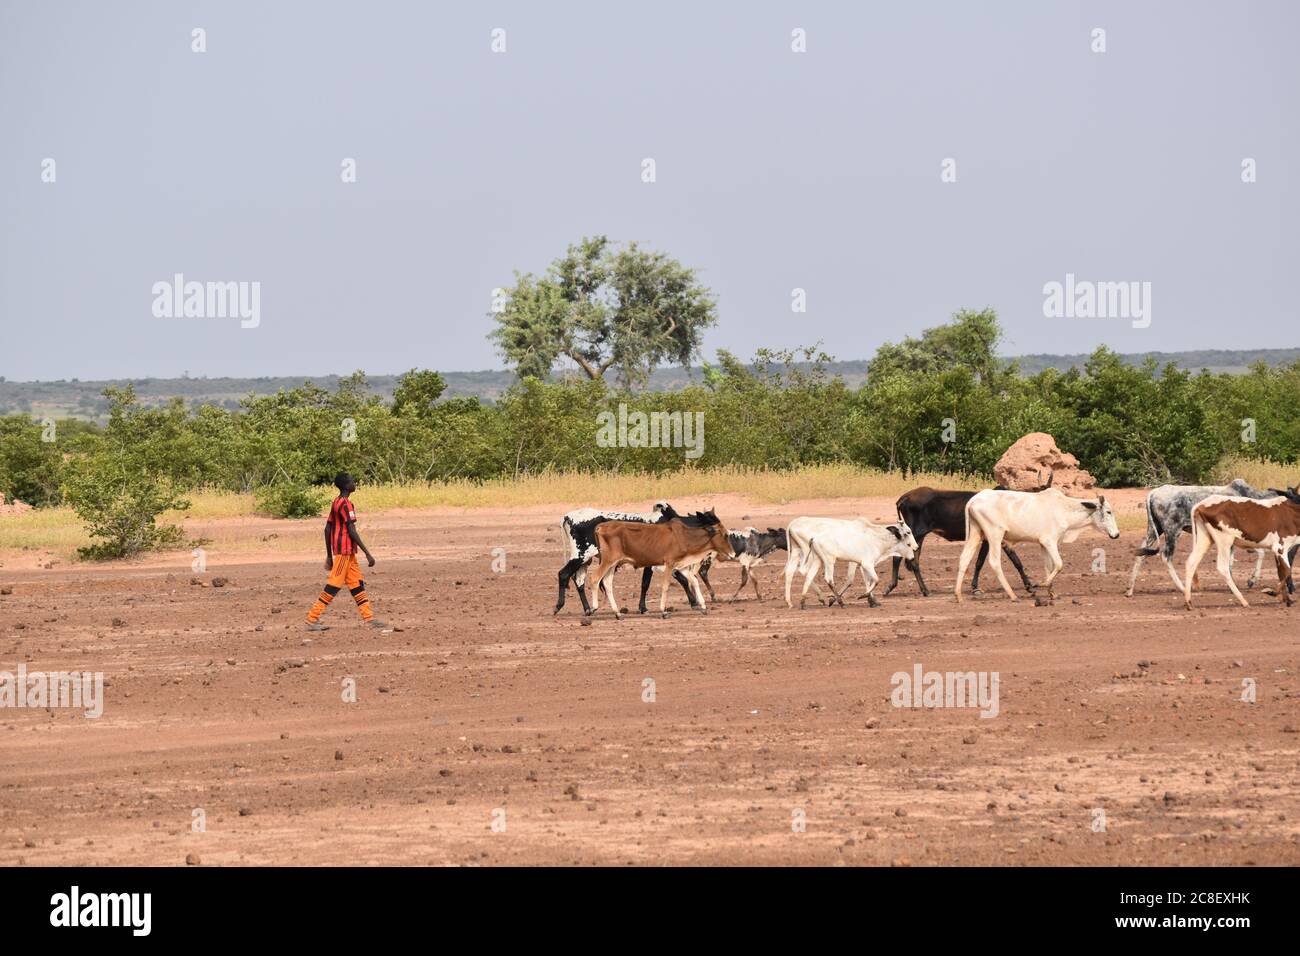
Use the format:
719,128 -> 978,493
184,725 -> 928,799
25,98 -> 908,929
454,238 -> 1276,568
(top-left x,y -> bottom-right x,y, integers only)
1213,456 -> 1300,491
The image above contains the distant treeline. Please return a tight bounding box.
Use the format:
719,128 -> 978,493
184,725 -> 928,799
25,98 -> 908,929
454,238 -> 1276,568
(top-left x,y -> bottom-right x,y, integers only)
3,312 -> 1299,558
5,347 -> 1300,420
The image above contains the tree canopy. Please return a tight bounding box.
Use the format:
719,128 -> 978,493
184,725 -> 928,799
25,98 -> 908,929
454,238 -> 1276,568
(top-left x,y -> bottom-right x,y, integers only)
489,236 -> 717,389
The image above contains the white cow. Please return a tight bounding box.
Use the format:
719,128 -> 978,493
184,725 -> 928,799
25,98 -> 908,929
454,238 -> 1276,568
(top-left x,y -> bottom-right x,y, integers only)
797,520 -> 918,608
784,516 -> 916,608
955,488 -> 1120,602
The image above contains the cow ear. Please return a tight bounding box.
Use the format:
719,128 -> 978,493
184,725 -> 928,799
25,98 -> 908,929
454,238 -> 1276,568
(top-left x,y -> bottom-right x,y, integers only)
1081,500 -> 1098,511
888,525 -> 902,539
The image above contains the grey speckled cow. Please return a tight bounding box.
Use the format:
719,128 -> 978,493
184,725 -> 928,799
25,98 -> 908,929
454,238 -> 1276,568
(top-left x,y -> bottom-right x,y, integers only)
1126,480 -> 1277,596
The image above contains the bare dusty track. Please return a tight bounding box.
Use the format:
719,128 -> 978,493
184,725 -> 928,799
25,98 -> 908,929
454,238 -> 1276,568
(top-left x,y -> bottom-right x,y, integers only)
2,494 -> 1298,866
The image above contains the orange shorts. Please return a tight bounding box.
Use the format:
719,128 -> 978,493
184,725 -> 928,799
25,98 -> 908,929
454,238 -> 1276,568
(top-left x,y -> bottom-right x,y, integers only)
326,554 -> 365,589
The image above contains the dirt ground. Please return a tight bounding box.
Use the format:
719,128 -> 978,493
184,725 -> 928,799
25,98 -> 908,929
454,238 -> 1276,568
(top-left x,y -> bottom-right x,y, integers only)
2,491 -> 1298,866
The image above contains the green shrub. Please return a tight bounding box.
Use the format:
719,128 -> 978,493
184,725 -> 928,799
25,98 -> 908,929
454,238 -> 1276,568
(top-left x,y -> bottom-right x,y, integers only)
255,481 -> 328,519
61,450 -> 190,560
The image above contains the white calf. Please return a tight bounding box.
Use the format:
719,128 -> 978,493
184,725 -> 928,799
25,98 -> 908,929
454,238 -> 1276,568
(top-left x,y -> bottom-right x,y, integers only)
784,516 -> 859,607
800,520 -> 918,608
955,488 -> 1120,602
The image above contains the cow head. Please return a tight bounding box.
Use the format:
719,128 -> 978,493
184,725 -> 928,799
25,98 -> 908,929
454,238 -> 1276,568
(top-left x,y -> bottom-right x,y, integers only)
767,527 -> 788,552
886,522 -> 919,560
705,520 -> 734,559
1267,485 -> 1300,505
1081,495 -> 1120,538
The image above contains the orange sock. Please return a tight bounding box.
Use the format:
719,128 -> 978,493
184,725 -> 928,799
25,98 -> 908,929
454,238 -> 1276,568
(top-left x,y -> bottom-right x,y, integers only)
307,585 -> 339,623
350,584 -> 373,621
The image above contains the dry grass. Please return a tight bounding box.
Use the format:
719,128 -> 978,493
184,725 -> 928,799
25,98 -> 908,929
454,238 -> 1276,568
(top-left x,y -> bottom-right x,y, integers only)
0,508 -> 92,553
345,464 -> 990,509
1213,456 -> 1300,491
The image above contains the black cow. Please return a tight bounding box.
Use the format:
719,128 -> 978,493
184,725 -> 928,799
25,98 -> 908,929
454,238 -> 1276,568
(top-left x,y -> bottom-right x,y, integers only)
884,486 -> 1036,597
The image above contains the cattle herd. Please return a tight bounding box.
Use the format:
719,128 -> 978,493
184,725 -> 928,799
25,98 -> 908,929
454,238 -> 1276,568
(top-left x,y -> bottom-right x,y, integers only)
553,479 -> 1300,619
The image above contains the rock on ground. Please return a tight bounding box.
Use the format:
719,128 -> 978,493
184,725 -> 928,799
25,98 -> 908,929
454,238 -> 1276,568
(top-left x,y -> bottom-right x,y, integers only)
994,432 -> 1096,496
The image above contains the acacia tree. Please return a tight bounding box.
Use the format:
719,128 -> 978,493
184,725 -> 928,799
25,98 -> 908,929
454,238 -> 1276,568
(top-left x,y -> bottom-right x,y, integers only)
489,236 -> 717,389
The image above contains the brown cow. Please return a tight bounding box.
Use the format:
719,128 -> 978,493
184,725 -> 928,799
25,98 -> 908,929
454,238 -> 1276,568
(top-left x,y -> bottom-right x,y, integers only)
1183,490 -> 1300,609
585,510 -> 734,619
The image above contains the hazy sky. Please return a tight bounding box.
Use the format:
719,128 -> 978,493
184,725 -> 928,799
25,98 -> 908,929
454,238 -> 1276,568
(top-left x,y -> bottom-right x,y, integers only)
2,0 -> 1296,381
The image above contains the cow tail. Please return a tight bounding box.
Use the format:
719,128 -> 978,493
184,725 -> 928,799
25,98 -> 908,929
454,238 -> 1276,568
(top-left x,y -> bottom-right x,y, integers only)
1135,494 -> 1161,556
799,537 -> 819,576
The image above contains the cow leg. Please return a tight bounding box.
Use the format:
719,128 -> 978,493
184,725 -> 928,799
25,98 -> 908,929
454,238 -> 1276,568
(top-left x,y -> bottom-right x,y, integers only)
1287,544 -> 1300,596
820,551 -> 845,608
1039,539 -> 1064,598
638,567 -> 654,614
971,540 -> 989,594
985,531 -> 1018,601
1247,549 -> 1265,590
583,559 -> 605,617
730,565 -> 750,603
556,557 -> 585,614
1216,539 -> 1249,608
954,524 -> 985,604
799,546 -> 829,605
750,568 -> 764,601
861,565 -> 881,608
697,558 -> 717,603
783,545 -> 803,608
659,567 -> 673,618
673,569 -> 698,608
1273,550 -> 1294,606
904,541 -> 931,597
799,549 -> 821,609
1161,531 -> 1188,594
686,568 -> 708,613
884,556 -> 903,596
825,554 -> 851,609
1126,519 -> 1162,597
1182,522 -> 1213,609
599,563 -> 623,619
1125,550 -> 1145,598
1004,545 -> 1035,593
561,558 -> 596,616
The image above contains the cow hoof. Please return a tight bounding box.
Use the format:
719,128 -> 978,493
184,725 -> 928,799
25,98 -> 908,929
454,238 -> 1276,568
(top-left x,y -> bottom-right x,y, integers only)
660,611 -> 671,619
970,588 -> 981,596
920,590 -> 931,598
